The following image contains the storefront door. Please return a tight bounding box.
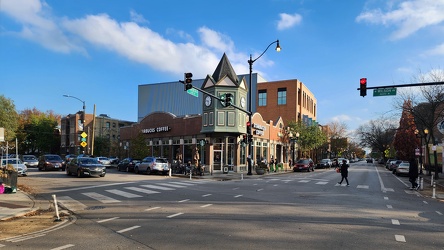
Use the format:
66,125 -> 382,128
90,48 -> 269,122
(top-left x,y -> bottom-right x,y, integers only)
213,150 -> 223,171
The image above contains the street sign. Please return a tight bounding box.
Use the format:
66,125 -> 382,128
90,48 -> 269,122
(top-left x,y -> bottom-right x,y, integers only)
81,132 -> 88,138
187,88 -> 198,97
373,88 -> 396,96
80,141 -> 87,147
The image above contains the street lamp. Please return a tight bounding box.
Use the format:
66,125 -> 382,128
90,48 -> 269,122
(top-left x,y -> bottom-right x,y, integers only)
63,94 -> 86,153
291,131 -> 300,165
247,39 -> 281,175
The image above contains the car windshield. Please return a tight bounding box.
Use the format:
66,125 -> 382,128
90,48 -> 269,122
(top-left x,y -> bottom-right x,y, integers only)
47,155 -> 62,161
2,159 -> 23,164
321,159 -> 329,163
23,156 -> 36,160
156,158 -> 168,163
79,158 -> 99,164
297,159 -> 309,164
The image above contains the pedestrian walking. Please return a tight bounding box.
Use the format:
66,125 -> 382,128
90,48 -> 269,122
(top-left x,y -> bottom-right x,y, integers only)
338,159 -> 350,186
408,158 -> 419,190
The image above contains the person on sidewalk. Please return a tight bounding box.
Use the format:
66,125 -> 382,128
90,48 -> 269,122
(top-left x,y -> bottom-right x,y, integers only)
409,158 -> 419,190
338,159 -> 350,186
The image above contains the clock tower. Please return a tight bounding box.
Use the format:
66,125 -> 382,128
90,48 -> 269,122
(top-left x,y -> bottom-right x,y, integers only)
200,53 -> 248,135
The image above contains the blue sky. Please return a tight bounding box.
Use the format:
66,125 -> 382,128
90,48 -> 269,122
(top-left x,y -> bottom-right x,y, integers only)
1,0 -> 444,134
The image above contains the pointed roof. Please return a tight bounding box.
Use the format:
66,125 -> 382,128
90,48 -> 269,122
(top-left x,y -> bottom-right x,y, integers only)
212,53 -> 238,84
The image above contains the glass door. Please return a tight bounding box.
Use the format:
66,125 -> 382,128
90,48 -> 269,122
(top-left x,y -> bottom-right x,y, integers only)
213,150 -> 223,171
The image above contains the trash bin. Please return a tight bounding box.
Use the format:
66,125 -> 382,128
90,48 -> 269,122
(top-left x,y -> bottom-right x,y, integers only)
0,167 -> 18,193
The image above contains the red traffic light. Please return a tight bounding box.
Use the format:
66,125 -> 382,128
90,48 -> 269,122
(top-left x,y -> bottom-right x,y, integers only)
360,78 -> 367,85
246,121 -> 251,127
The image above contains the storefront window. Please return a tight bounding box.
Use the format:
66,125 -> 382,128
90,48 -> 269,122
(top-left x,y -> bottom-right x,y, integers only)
255,141 -> 261,164
240,145 -> 246,165
262,142 -> 268,161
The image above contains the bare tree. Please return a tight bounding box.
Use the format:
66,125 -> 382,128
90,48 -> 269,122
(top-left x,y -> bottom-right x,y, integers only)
356,116 -> 397,160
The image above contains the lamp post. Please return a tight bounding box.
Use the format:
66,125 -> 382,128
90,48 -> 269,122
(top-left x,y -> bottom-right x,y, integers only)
247,40 -> 281,175
63,94 -> 86,153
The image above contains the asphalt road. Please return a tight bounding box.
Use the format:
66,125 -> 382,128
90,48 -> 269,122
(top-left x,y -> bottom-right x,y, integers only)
2,161 -> 444,249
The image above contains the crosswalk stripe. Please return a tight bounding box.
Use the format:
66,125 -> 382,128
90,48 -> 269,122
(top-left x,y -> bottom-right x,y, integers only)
316,181 -> 328,185
157,183 -> 189,188
57,196 -> 87,211
106,189 -> 143,198
124,187 -> 160,194
83,192 -> 121,203
140,184 -> 175,190
168,182 -> 195,186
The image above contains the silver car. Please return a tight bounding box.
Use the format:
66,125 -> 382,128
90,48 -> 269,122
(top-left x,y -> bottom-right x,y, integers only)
1,159 -> 28,176
21,155 -> 39,168
136,157 -> 170,175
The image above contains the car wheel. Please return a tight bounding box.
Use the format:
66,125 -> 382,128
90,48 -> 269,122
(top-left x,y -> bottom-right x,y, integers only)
100,173 -> 106,177
43,166 -> 47,171
126,166 -> 129,172
145,168 -> 151,175
77,169 -> 82,178
134,167 -> 139,174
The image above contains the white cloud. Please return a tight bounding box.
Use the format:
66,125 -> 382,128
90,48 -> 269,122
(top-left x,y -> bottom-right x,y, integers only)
356,0 -> 444,40
277,13 -> 302,30
423,43 -> 444,56
130,10 -> 148,24
0,0 -> 84,53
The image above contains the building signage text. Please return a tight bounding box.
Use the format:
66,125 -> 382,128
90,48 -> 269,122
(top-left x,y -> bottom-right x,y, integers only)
142,126 -> 170,134
253,123 -> 265,136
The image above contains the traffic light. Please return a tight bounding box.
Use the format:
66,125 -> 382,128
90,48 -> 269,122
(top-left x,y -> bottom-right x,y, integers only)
225,93 -> 232,107
184,72 -> 193,91
246,121 -> 251,135
242,134 -> 247,144
360,78 -> 367,97
248,134 -> 253,143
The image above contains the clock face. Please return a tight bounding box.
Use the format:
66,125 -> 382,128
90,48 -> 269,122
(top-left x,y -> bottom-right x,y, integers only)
205,96 -> 212,106
240,97 -> 246,108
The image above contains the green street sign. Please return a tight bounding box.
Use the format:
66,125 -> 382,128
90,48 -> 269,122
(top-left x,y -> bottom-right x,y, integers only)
373,88 -> 397,97
187,88 -> 198,97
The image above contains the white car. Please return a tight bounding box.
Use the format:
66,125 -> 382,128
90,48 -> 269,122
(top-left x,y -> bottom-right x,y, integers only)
21,155 -> 39,168
96,157 -> 111,166
1,159 -> 28,176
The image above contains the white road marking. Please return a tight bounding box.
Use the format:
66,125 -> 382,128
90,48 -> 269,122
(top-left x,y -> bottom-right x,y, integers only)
234,195 -> 243,198
117,226 -> 141,233
436,211 -> 443,215
201,204 -> 213,208
157,183 -> 189,188
97,217 -> 119,223
106,189 -> 143,198
140,184 -> 174,191
316,181 -> 328,185
384,197 -> 389,200
145,207 -> 161,211
202,194 -> 212,197
357,185 -> 369,189
50,244 -> 75,250
387,205 -> 393,209
167,213 -> 184,218
82,192 -> 121,203
57,196 -> 87,211
395,235 -> 406,242
391,219 -> 400,225
124,187 -> 160,194
423,201 -> 428,204
299,180 -> 310,183
168,182 -> 195,186
256,189 -> 263,192
178,199 -> 190,203
384,188 -> 394,192
52,182 -> 136,193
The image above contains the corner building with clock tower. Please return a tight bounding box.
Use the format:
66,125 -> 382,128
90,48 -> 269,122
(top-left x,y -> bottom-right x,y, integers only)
120,53 -> 316,173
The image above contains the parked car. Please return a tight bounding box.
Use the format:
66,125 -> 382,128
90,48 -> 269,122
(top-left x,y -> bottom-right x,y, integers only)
316,159 -> 332,169
366,158 -> 373,163
117,158 -> 141,172
293,158 -> 314,172
389,160 -> 403,172
96,157 -> 111,166
395,162 -> 410,176
21,155 -> 39,168
65,154 -> 77,162
66,157 -> 106,177
386,159 -> 396,169
108,157 -> 119,164
136,157 -> 170,175
1,159 -> 28,176
38,154 -> 65,171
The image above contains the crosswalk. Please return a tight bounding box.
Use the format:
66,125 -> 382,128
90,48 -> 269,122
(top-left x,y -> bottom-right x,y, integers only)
57,180 -> 208,212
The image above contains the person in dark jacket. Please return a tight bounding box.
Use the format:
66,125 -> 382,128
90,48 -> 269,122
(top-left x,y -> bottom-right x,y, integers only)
408,158 -> 419,190
338,159 -> 350,186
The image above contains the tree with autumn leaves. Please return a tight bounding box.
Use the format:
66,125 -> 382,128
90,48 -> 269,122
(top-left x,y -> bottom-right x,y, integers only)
393,100 -> 419,160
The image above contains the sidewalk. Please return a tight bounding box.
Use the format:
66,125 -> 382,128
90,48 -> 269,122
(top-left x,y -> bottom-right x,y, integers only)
0,189 -> 44,221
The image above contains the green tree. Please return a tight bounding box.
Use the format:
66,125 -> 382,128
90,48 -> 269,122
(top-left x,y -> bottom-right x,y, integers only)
130,132 -> 150,159
0,95 -> 19,141
287,121 -> 328,158
93,137 -> 111,157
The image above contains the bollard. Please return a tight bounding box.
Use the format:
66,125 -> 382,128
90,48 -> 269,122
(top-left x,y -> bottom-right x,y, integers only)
190,170 -> 192,180
169,168 -> 172,178
431,175 -> 434,186
52,194 -> 61,221
432,181 -> 436,199
420,177 -> 424,191
241,170 -> 243,180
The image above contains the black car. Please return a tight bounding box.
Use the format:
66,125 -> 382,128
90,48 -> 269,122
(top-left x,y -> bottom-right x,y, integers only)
117,158 -> 141,172
66,157 -> 106,177
38,154 -> 66,171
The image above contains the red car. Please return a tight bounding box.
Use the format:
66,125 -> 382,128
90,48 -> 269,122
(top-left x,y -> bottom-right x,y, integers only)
293,158 -> 314,172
